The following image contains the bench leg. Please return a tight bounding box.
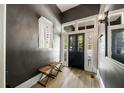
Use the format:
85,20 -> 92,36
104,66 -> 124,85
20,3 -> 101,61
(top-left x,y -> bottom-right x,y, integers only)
38,74 -> 52,87
53,65 -> 62,76
49,73 -> 56,77
47,74 -> 55,78
54,65 -> 62,72
54,68 -> 62,72
38,81 -> 46,87
38,68 -> 55,87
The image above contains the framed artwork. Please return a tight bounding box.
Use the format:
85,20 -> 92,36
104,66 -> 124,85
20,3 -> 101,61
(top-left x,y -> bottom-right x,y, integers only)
38,16 -> 53,48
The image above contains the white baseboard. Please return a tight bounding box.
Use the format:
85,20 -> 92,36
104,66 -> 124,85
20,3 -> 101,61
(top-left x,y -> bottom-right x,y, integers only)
16,74 -> 41,88
97,70 -> 105,88
16,70 -> 50,88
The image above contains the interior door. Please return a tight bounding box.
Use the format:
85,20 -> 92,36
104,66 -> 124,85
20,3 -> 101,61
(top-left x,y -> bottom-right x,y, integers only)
68,33 -> 85,69
85,31 -> 94,72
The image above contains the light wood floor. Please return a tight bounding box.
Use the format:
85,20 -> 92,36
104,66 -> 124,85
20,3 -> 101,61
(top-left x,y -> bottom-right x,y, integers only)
32,66 -> 100,88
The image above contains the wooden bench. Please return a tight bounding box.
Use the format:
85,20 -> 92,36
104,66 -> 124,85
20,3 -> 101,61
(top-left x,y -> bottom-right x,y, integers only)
49,62 -> 62,71
38,62 -> 62,87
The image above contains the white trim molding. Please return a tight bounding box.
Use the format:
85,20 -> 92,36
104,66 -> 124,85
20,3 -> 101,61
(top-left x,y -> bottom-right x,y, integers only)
16,74 -> 41,88
16,70 -> 50,88
97,70 -> 105,88
61,15 -> 98,73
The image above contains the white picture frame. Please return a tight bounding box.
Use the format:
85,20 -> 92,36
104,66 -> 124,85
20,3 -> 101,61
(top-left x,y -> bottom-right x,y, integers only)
38,16 -> 53,49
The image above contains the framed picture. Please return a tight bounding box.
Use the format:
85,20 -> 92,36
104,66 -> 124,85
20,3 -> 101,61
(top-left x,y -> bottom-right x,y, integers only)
38,16 -> 53,49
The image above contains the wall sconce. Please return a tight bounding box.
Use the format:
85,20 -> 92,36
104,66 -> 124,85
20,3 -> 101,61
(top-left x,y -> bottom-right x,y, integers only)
98,34 -> 103,39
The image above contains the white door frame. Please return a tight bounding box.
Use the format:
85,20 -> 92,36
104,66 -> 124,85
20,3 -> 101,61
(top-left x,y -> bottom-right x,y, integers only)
85,30 -> 95,72
61,15 -> 98,73
67,29 -> 95,71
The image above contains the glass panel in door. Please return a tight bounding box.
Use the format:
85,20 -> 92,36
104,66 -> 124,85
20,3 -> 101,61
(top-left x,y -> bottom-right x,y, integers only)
77,35 -> 84,52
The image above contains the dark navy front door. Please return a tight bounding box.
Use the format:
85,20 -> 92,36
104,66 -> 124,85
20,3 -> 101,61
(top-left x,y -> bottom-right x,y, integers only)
68,33 -> 85,70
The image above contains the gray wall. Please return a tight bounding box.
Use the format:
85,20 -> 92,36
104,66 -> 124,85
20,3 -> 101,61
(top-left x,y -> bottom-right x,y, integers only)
6,4 -> 61,87
98,4 -> 124,88
62,4 -> 100,23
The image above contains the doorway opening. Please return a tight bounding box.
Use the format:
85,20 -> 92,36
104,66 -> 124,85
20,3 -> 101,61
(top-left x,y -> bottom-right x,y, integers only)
61,15 -> 98,73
